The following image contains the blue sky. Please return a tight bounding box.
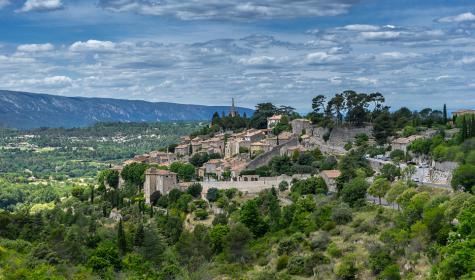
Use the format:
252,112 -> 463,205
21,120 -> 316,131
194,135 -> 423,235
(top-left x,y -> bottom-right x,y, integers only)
1,0 -> 475,112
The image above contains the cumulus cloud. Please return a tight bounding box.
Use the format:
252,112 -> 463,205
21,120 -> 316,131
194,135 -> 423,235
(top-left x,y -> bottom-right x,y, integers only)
43,75 -> 73,86
360,31 -> 401,40
437,12 -> 475,23
19,0 -> 63,12
0,0 -> 9,9
69,40 -> 116,52
305,51 -> 343,64
341,24 -> 379,31
17,43 -> 54,52
16,76 -> 73,88
98,0 -> 356,20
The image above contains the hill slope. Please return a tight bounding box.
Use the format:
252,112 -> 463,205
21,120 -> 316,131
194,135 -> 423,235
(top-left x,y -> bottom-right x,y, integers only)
0,90 -> 253,129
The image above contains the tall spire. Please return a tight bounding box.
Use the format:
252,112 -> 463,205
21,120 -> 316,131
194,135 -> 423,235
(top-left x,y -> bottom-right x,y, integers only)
230,98 -> 236,117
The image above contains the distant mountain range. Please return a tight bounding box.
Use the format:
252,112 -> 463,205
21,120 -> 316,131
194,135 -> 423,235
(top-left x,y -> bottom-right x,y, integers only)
0,90 -> 254,129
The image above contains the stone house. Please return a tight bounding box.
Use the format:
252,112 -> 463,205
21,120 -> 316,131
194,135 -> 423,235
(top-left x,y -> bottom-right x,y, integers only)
280,145 -> 307,157
452,109 -> 475,118
291,118 -> 312,135
191,141 -> 202,155
266,131 -> 293,146
244,129 -> 265,143
144,168 -> 178,204
250,141 -> 271,156
149,151 -> 176,165
175,144 -> 190,156
267,115 -> 282,129
320,170 -> 341,192
225,138 -> 248,158
391,135 -> 423,153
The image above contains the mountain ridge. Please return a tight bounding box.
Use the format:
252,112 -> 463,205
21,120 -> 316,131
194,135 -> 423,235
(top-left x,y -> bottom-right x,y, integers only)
0,90 -> 254,129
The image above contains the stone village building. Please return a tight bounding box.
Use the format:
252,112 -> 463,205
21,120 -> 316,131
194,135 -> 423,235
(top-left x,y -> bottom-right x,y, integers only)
143,167 -> 179,204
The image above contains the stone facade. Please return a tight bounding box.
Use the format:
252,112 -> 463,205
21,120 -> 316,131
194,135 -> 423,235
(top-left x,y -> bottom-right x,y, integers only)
291,118 -> 312,135
144,168 -> 178,204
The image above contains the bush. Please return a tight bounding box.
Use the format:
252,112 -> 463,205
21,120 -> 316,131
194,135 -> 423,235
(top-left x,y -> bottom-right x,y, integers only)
287,256 -> 305,275
310,231 -> 330,251
276,255 -> 289,271
277,238 -> 298,256
279,181 -> 289,192
212,213 -> 228,225
187,183 -> 203,198
194,209 -> 208,220
326,243 -> 342,257
369,247 -> 393,274
335,256 -> 358,280
378,264 -> 401,280
206,188 -> 219,202
331,203 -> 353,225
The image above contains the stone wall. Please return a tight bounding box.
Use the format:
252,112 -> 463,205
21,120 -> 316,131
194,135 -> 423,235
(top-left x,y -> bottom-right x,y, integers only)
432,161 -> 459,172
201,174 -> 311,195
246,137 -> 299,170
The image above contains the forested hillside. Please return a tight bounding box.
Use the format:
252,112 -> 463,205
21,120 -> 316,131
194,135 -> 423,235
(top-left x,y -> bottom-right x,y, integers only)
0,90 -> 253,129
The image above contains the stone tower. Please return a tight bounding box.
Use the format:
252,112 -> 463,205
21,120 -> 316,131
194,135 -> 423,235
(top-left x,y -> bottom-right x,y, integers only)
143,167 -> 178,204
230,98 -> 237,117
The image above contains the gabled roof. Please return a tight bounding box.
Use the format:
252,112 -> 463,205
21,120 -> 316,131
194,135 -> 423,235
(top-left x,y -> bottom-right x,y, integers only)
321,170 -> 341,179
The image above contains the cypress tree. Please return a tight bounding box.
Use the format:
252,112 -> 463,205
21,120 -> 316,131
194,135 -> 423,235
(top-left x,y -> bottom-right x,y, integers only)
461,116 -> 468,142
471,115 -> 475,138
118,219 -> 127,254
90,185 -> 94,204
134,223 -> 145,246
443,104 -> 447,124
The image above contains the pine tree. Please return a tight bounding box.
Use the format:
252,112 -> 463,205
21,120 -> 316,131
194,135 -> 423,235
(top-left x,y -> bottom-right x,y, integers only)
443,104 -> 447,124
118,219 -> 127,254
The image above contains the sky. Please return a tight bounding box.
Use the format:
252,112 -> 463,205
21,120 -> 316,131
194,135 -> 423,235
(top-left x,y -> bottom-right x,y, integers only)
1,0 -> 475,112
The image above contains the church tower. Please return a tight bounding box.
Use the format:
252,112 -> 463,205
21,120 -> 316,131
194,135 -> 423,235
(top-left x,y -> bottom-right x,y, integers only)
230,98 -> 237,117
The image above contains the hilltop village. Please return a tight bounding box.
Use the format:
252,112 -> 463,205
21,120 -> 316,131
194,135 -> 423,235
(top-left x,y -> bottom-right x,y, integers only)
3,91 -> 475,279
109,95 -> 472,205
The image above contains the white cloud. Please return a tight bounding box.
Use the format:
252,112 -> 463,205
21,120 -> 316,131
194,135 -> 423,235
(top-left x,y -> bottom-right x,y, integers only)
0,0 -> 9,9
379,52 -> 419,59
70,40 -> 116,52
305,51 -> 342,63
461,56 -> 475,64
43,75 -> 73,86
354,77 -> 378,85
360,31 -> 400,40
342,24 -> 379,31
15,76 -> 73,88
98,0 -> 355,20
438,12 -> 475,23
19,0 -> 63,12
17,43 -> 54,52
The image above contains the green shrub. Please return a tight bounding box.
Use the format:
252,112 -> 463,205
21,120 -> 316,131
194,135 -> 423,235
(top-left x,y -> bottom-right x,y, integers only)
194,209 -> 208,220
277,238 -> 298,256
335,255 -> 358,280
331,203 -> 353,225
310,231 -> 330,251
327,243 -> 342,258
276,255 -> 289,271
378,264 -> 401,280
287,256 -> 305,275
